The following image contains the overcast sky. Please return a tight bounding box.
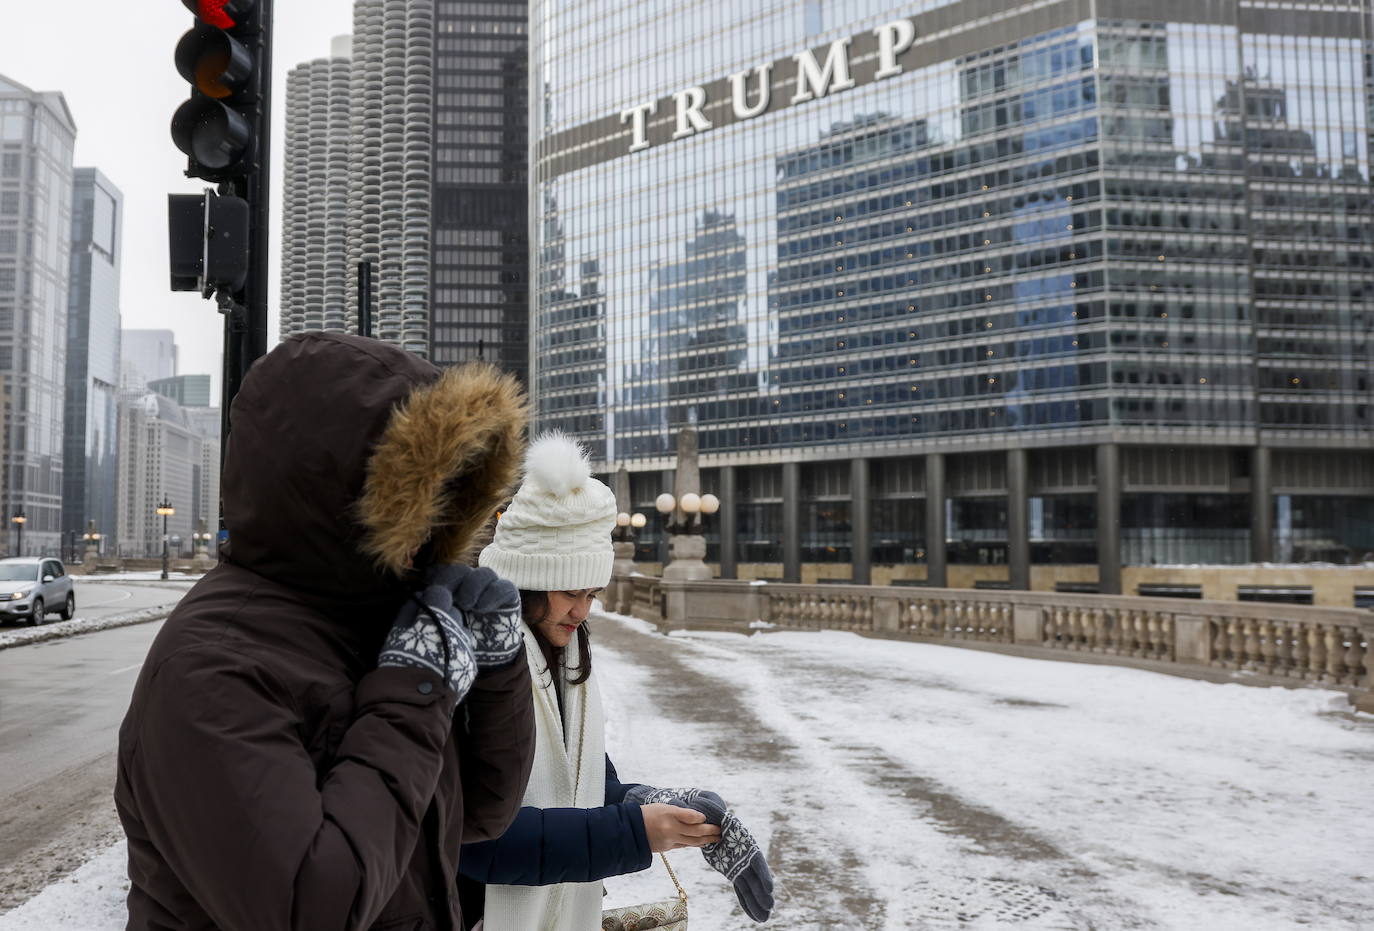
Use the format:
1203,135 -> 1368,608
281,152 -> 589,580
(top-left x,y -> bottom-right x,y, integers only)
1,0 -> 357,399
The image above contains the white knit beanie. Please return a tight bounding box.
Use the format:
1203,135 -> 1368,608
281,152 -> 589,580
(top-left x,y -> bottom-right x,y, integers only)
478,432 -> 617,591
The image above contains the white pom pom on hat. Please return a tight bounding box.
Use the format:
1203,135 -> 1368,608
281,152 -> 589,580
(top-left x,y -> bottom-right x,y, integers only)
523,431 -> 592,497
479,432 -> 617,592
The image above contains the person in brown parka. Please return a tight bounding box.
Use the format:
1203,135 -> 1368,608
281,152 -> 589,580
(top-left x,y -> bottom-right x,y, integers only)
114,332 -> 536,930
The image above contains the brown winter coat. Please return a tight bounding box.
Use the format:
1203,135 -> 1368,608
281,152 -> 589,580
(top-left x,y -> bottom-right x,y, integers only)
115,333 -> 536,931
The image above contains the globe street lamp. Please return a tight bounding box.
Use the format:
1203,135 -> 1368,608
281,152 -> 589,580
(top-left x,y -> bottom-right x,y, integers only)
654,491 -> 721,535
193,521 -> 213,557
612,510 -> 647,543
11,510 -> 26,557
656,488 -> 721,581
156,497 -> 175,580
82,520 -> 103,564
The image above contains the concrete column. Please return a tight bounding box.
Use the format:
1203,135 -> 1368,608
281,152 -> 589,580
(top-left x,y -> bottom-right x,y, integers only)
782,461 -> 801,583
718,465 -> 737,579
1007,447 -> 1030,591
1096,443 -> 1122,595
1250,446 -> 1273,564
850,457 -> 871,585
925,453 -> 947,588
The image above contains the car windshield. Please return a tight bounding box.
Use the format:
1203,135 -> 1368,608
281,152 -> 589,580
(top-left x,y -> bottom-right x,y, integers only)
0,564 -> 37,581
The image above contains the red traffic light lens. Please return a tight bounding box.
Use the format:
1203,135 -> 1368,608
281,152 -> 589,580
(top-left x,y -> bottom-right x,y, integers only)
180,0 -> 254,29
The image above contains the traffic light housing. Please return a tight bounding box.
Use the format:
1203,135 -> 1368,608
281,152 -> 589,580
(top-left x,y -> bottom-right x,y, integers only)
169,190 -> 250,296
171,1 -> 264,181
167,0 -> 273,455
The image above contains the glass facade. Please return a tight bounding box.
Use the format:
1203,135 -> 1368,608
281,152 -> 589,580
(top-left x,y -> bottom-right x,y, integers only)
530,1 -> 1374,582
63,168 -> 122,550
532,1 -> 1373,455
0,76 -> 76,555
431,0 -> 530,380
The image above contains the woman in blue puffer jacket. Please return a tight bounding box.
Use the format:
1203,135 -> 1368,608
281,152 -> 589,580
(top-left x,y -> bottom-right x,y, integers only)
456,434 -> 774,931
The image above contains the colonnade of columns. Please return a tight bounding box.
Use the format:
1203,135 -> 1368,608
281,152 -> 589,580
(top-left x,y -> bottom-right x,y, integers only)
708,445 -> 1277,593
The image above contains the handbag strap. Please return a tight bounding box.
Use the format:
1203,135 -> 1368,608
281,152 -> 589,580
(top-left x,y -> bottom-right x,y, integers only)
659,853 -> 688,905
572,654 -> 688,908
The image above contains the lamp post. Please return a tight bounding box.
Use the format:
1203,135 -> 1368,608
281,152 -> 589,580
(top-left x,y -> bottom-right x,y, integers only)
11,510 -> 25,557
82,520 -> 103,565
192,521 -> 215,571
656,488 -> 721,581
156,497 -> 175,580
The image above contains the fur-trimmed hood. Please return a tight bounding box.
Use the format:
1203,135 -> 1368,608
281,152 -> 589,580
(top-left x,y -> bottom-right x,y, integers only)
219,332 -> 526,605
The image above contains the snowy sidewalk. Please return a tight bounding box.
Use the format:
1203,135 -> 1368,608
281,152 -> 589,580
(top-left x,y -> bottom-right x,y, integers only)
3,610 -> 1371,929
595,614 -> 1373,929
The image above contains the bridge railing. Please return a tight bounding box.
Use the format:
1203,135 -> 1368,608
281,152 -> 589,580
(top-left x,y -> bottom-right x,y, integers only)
611,575 -> 1373,710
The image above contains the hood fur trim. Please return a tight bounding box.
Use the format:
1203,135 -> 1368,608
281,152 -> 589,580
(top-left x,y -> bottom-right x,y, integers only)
358,362 -> 527,575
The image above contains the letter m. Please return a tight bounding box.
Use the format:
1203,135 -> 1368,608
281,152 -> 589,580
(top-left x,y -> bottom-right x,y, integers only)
791,37 -> 856,104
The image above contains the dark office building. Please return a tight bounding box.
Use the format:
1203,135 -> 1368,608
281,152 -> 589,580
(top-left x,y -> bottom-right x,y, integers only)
430,0 -> 530,379
530,1 -> 1374,594
63,167 -> 122,550
289,0 -> 529,381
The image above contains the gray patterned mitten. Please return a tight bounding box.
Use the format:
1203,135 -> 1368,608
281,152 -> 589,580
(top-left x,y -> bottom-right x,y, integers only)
379,583 -> 477,704
426,564 -> 524,669
624,786 -> 774,922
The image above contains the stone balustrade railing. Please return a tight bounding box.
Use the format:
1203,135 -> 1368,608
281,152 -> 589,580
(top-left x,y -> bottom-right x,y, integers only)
607,575 -> 1374,711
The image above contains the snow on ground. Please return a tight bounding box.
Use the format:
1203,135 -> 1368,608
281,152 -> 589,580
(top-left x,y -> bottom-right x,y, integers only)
3,610 -> 1371,929
72,572 -> 203,581
596,618 -> 1374,929
0,844 -> 127,930
0,605 -> 175,651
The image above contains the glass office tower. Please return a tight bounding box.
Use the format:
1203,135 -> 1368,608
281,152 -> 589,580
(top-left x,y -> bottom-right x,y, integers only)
530,0 -> 1374,592
0,74 -> 76,556
63,168 -> 122,552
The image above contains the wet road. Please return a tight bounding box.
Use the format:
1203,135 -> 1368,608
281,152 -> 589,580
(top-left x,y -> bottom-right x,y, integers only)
0,615 -> 170,910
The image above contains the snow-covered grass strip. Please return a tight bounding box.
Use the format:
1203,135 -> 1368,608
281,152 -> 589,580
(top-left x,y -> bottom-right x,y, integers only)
0,605 -> 174,651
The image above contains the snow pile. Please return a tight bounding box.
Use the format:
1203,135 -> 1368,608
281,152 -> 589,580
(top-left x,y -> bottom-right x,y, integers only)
0,843 -> 126,930
77,571 -> 203,581
0,605 -> 174,651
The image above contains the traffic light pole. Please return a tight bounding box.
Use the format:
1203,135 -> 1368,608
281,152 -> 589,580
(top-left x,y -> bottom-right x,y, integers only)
218,0 -> 273,455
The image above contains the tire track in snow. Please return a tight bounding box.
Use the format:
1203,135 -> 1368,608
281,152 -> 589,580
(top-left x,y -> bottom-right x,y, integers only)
594,614 -> 1107,928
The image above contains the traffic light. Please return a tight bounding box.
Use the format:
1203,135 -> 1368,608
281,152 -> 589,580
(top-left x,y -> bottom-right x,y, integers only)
171,0 -> 264,182
167,0 -> 274,457
169,190 -> 249,296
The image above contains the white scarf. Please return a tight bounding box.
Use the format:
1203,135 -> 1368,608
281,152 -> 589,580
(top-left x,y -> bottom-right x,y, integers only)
482,621 -> 606,931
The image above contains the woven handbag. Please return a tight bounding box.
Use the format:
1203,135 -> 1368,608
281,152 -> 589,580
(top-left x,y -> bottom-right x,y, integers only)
600,854 -> 688,931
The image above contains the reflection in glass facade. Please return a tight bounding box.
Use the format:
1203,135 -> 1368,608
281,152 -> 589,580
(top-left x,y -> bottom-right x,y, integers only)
0,74 -> 76,555
63,168 -> 122,551
532,1 -> 1374,589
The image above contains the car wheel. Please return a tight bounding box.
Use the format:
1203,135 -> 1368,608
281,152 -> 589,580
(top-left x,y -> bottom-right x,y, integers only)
60,592 -> 75,620
29,597 -> 43,626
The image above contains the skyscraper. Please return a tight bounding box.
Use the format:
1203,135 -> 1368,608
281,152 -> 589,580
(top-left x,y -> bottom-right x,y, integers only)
63,167 -> 123,548
280,35 -> 354,339
121,328 -> 177,390
281,1 -> 530,382
529,1 -> 1374,593
115,392 -> 207,558
148,374 -> 212,408
0,73 -> 77,555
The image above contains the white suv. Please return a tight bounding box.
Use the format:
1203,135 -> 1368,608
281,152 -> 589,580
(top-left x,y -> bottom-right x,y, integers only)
0,558 -> 75,625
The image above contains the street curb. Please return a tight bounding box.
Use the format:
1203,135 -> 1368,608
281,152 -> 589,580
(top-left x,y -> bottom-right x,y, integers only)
0,606 -> 175,651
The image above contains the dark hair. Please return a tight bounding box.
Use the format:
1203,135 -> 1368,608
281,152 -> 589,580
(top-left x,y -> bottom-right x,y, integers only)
520,589 -> 592,685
